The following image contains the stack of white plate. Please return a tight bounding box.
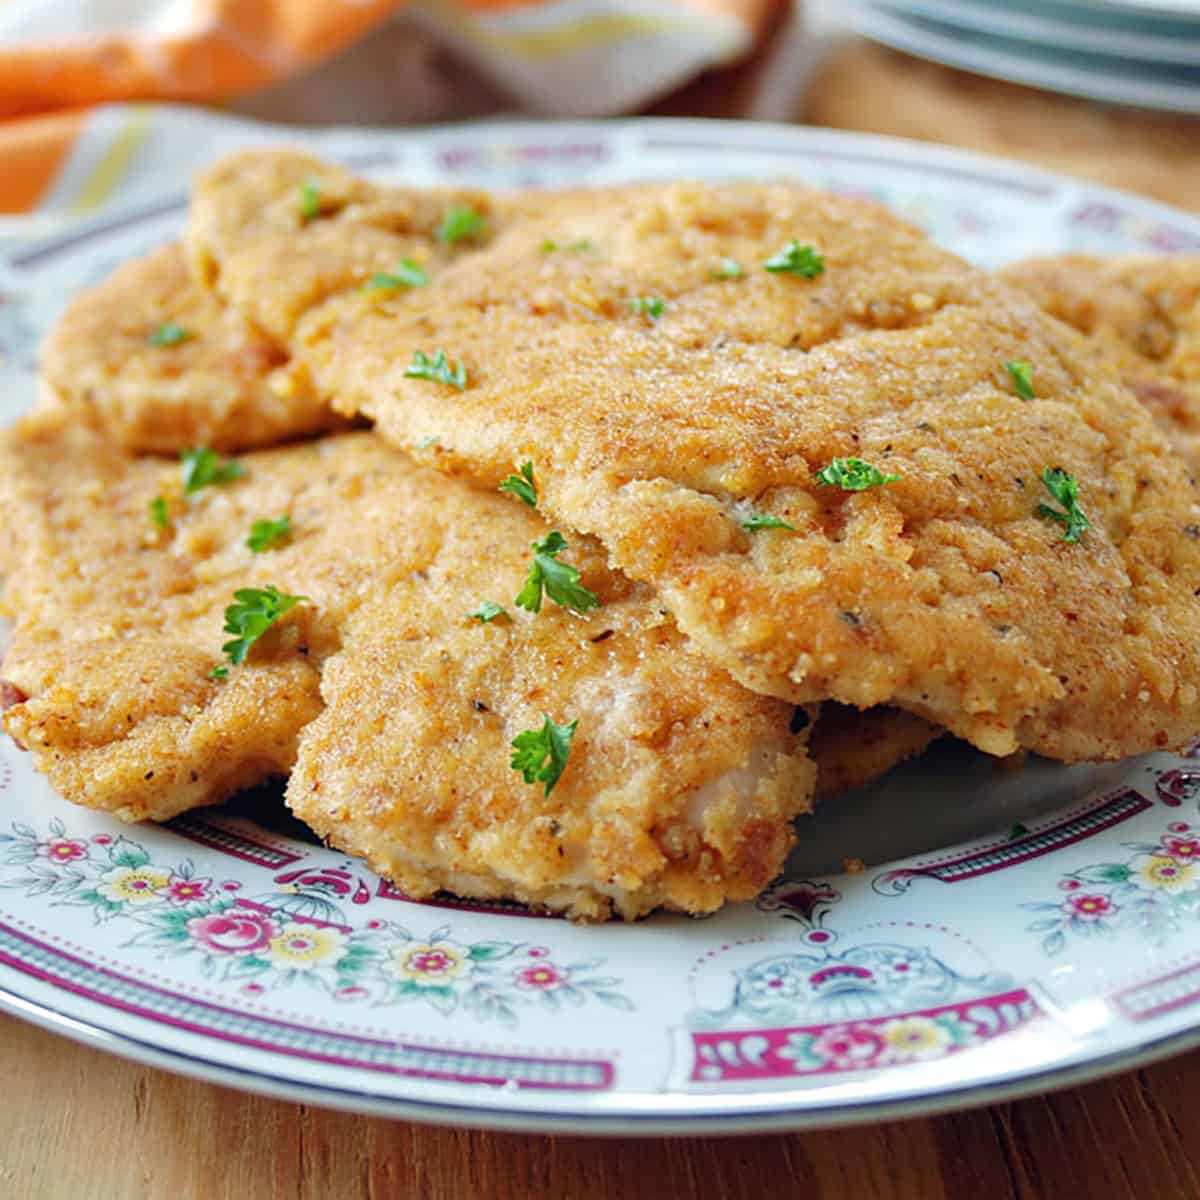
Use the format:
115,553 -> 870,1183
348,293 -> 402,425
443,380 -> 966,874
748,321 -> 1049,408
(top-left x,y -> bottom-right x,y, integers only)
852,0 -> 1200,113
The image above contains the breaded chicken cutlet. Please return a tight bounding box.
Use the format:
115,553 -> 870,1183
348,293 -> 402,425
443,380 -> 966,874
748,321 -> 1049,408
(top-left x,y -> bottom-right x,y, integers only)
0,414 -> 815,919
1001,255 -> 1200,474
31,225 -> 943,802
188,152 -> 1200,763
810,705 -> 940,799
39,243 -> 338,454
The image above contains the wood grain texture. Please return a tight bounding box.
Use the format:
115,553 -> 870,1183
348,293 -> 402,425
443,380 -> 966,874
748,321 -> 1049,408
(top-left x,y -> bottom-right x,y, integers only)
2,1013 -> 1199,1200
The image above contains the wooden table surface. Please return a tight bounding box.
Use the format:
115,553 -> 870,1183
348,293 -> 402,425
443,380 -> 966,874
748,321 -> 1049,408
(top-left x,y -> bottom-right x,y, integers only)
4,1010 -> 1200,1199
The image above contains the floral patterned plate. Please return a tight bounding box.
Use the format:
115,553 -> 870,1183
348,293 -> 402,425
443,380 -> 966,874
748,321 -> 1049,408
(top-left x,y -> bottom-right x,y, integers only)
4,117 -> 1200,1134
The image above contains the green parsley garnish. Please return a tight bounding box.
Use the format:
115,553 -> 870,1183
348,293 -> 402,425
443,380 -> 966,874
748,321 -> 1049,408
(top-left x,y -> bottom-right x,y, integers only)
366,258 -> 429,290
510,714 -> 578,796
246,515 -> 292,553
1037,467 -> 1090,543
437,204 -> 486,244
499,461 -> 537,508
470,601 -> 508,623
148,496 -> 169,530
814,457 -> 902,491
147,322 -> 191,348
209,665 -> 229,681
764,242 -> 825,277
405,349 -> 467,390
742,511 -> 796,532
1005,359 -> 1035,401
515,531 -> 600,615
220,586 -> 308,666
629,296 -> 666,320
180,447 -> 244,496
710,258 -> 744,280
298,178 -> 322,222
541,238 -> 593,253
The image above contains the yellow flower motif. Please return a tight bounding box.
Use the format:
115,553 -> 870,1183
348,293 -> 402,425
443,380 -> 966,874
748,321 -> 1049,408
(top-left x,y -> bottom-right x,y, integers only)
1130,854 -> 1199,895
389,941 -> 473,987
97,865 -> 172,906
879,1016 -> 951,1061
266,923 -> 348,971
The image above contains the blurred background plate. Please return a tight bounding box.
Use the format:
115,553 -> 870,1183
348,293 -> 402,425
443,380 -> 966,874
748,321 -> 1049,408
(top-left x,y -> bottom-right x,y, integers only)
853,1 -> 1200,112
870,0 -> 1200,63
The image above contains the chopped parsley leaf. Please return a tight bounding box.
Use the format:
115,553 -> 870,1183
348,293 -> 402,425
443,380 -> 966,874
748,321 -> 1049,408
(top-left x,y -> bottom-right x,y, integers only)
710,258 -> 744,280
405,349 -> 467,389
298,178 -> 322,222
437,204 -> 486,244
499,461 -> 537,508
148,495 -> 169,530
515,531 -> 600,614
1005,359 -> 1035,401
1009,823 -> 1029,840
510,714 -> 578,796
814,457 -> 902,491
541,238 -> 593,253
470,601 -> 508,623
209,665 -> 229,681
366,258 -> 429,290
221,586 -> 308,666
147,322 -> 191,348
742,511 -> 796,532
181,447 -> 244,496
629,296 -> 666,320
764,242 -> 825,277
1037,467 -> 1090,543
246,514 -> 292,553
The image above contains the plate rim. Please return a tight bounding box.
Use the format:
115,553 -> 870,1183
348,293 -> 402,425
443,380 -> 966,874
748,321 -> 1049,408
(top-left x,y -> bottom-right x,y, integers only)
8,977 -> 1200,1135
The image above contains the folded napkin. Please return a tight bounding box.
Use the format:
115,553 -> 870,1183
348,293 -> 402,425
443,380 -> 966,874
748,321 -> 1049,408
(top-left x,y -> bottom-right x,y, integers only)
0,0 -> 776,214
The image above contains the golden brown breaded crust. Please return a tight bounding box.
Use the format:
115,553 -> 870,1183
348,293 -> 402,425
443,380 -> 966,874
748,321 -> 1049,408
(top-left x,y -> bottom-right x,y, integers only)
1002,255 -> 1200,474
189,158 -> 1200,761
0,415 -> 814,917
38,243 -> 338,454
187,149 -> 498,342
810,705 -> 940,799
289,570 -> 814,924
804,42 -> 1200,213
0,417 -> 405,820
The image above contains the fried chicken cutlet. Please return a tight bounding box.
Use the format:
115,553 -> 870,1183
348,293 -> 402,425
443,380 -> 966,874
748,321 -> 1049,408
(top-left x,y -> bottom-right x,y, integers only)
188,153 -> 1200,762
1001,254 -> 1200,474
39,243 -> 338,454
809,705 -> 941,799
30,220 -> 943,799
0,415 -> 815,918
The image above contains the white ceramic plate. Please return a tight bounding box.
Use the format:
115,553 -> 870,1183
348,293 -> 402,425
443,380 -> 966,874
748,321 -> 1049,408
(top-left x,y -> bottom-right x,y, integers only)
5,119 -> 1200,1135
854,3 -> 1200,114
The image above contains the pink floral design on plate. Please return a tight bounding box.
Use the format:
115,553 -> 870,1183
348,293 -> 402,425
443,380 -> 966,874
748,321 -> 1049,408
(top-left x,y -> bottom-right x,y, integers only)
0,820 -> 633,1028
1025,819 -> 1200,954
187,911 -> 279,956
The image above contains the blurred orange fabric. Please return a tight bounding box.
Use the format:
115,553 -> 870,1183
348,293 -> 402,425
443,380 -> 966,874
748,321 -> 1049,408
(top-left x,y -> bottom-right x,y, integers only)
0,0 -> 771,213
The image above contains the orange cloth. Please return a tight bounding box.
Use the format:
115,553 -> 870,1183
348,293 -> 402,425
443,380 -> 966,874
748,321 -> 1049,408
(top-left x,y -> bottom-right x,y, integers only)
0,0 -> 770,213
